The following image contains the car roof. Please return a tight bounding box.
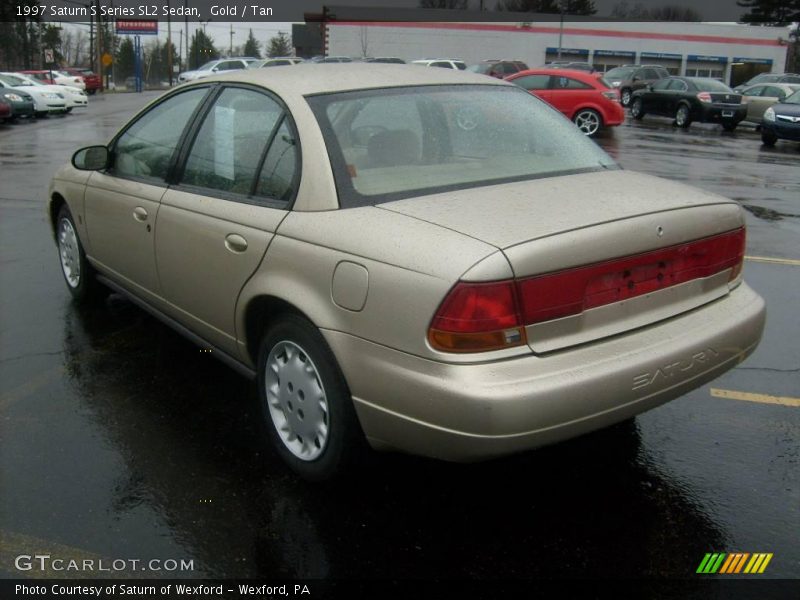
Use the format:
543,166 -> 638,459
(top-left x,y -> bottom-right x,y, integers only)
515,68 -> 596,79
201,63 -> 501,97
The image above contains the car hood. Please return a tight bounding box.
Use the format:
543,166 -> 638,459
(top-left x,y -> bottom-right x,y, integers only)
377,169 -> 738,250
772,102 -> 800,117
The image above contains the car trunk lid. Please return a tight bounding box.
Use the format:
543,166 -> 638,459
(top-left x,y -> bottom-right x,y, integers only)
381,170 -> 745,353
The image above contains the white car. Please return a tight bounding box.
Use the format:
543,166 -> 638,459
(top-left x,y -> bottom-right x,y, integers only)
50,70 -> 87,91
0,73 -> 67,116
412,59 -> 467,70
178,58 -> 257,83
4,73 -> 87,111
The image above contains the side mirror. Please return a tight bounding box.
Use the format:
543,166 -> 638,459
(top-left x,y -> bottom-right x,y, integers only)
212,67 -> 219,72
632,76 -> 641,82
72,145 -> 110,171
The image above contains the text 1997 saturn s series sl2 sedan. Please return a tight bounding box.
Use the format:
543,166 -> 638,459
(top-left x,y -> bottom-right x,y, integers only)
48,65 -> 766,480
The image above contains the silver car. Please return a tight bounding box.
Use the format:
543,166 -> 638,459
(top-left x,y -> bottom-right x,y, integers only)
48,65 -> 766,480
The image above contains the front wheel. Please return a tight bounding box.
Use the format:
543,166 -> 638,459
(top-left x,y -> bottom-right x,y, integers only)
722,121 -> 738,132
257,314 -> 365,481
761,130 -> 777,146
630,98 -> 645,120
56,205 -> 104,303
573,108 -> 602,137
674,104 -> 692,128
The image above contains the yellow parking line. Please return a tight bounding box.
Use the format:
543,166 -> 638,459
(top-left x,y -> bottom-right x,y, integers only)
710,388 -> 800,407
744,255 -> 800,266
0,366 -> 64,413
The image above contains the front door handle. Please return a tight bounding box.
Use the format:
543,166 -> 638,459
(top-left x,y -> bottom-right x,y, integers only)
133,206 -> 148,222
225,233 -> 248,253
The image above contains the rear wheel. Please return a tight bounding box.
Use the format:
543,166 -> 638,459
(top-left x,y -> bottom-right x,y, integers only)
256,314 -> 365,481
630,98 -> 645,120
722,121 -> 738,132
620,88 -> 632,107
674,104 -> 692,128
573,108 -> 602,137
761,130 -> 777,146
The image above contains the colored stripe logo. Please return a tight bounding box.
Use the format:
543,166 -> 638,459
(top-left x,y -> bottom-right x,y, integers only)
697,553 -> 773,574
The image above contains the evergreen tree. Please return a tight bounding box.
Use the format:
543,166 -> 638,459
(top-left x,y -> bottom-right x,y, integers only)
496,0 -> 595,14
115,37 -> 135,83
737,0 -> 800,25
266,32 -> 292,58
189,29 -> 218,69
243,29 -> 262,58
41,24 -> 63,64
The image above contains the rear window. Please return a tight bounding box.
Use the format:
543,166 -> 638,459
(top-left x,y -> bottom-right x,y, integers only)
693,78 -> 734,92
308,85 -> 616,208
605,67 -> 635,80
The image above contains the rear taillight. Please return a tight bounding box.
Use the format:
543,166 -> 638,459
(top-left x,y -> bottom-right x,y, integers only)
429,228 -> 745,353
697,92 -> 713,103
602,90 -> 620,102
428,281 -> 526,352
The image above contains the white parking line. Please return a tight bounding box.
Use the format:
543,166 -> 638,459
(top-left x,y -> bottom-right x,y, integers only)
744,256 -> 800,266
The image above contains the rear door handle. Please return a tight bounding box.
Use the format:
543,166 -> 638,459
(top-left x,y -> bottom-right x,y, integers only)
225,233 -> 248,253
133,206 -> 148,222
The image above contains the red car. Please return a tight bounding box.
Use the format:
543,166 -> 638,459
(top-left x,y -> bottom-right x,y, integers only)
0,99 -> 11,121
62,67 -> 101,94
506,68 -> 624,136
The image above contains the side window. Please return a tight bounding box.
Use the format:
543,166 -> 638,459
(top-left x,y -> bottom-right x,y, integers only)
745,86 -> 764,97
501,62 -> 518,75
431,62 -> 451,69
763,86 -> 783,99
511,74 -> 551,90
554,76 -> 591,90
113,87 -> 208,182
667,79 -> 688,91
255,120 -> 298,202
652,79 -> 671,91
181,87 -> 284,196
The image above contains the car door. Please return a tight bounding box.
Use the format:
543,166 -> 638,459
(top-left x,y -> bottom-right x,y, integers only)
751,86 -> 786,121
548,74 -> 594,117
508,74 -> 552,104
83,86 -> 210,304
664,78 -> 689,115
155,85 -> 298,355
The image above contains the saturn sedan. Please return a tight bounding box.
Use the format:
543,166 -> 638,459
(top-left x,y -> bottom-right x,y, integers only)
48,65 -> 765,480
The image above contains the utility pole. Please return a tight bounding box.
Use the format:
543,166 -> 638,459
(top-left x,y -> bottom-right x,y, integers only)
229,23 -> 234,57
95,0 -> 103,89
167,0 -> 173,85
184,0 -> 189,72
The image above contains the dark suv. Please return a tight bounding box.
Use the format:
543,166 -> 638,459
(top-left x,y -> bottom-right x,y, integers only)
604,64 -> 670,107
468,60 -> 528,78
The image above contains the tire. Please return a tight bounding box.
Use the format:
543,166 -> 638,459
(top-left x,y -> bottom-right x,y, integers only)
88,89 -> 97,96
630,98 -> 645,120
35,111 -> 48,118
620,88 -> 632,107
573,108 -> 602,137
66,107 -> 73,113
56,205 -> 104,303
674,104 -> 692,128
761,131 -> 777,146
256,314 -> 365,481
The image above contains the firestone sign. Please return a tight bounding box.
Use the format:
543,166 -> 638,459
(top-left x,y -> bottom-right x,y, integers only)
115,20 -> 158,35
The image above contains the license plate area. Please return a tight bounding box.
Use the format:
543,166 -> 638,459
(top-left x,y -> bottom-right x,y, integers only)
722,110 -> 734,118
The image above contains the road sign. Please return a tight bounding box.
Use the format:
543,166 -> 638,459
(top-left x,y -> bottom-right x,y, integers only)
44,48 -> 54,63
102,53 -> 113,67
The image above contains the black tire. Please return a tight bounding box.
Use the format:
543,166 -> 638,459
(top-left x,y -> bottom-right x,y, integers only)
65,107 -> 73,113
34,111 -> 48,118
722,121 -> 738,132
256,314 -> 365,481
620,88 -> 632,107
674,104 -> 692,128
761,131 -> 777,146
88,89 -> 97,96
630,98 -> 645,120
573,108 -> 602,137
56,204 -> 104,303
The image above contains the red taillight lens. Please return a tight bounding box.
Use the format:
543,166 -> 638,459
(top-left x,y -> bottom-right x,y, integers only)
429,228 -> 745,353
516,228 -> 745,325
429,281 -> 526,352
697,92 -> 713,103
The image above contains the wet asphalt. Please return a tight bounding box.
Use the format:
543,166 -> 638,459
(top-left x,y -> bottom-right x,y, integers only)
0,93 -> 798,588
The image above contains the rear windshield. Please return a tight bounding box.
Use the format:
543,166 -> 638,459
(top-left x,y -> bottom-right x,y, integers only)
308,85 -> 617,208
692,78 -> 733,92
604,67 -> 635,80
467,64 -> 492,74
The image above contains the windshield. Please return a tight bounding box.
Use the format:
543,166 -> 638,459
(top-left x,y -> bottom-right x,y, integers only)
467,64 -> 492,74
308,85 -> 617,207
198,61 -> 217,71
693,78 -> 733,92
605,67 -> 635,80
0,74 -> 33,86
784,90 -> 800,104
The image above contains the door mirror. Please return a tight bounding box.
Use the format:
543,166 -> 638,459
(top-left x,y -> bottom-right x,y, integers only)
212,67 -> 219,72
632,76 -> 641,82
72,145 -> 110,171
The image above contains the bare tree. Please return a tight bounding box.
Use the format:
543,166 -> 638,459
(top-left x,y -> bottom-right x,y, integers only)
649,5 -> 702,20
419,0 -> 468,8
610,0 -> 650,18
359,26 -> 369,57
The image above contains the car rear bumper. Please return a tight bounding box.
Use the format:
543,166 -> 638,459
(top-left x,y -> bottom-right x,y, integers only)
324,282 -> 765,462
698,104 -> 747,123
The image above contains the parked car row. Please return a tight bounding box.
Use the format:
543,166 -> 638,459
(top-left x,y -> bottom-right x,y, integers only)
0,72 -> 89,122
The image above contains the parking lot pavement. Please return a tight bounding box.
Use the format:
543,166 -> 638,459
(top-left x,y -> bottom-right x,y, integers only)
0,94 -> 798,584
